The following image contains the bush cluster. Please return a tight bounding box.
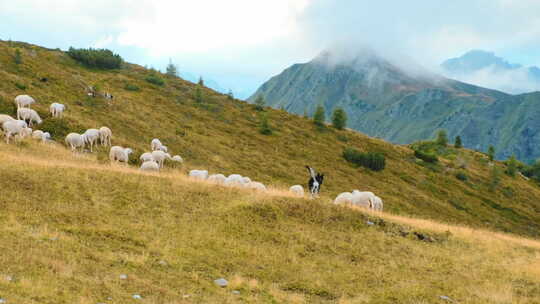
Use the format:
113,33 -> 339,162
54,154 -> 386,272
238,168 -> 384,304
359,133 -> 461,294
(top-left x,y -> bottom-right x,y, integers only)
124,83 -> 140,91
145,74 -> 165,86
40,118 -> 85,141
343,148 -> 386,171
67,47 -> 123,69
414,149 -> 438,163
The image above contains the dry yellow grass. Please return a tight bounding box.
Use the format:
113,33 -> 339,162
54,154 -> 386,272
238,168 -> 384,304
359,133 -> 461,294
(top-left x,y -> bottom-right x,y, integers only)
0,142 -> 539,303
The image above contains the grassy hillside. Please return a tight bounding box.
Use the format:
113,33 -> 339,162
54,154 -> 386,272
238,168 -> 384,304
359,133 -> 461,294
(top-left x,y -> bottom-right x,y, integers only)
1,40 -> 540,239
0,143 -> 539,303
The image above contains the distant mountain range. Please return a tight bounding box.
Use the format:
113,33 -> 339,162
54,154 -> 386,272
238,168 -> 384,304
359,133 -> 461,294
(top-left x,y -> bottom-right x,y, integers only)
441,50 -> 540,94
249,50 -> 540,163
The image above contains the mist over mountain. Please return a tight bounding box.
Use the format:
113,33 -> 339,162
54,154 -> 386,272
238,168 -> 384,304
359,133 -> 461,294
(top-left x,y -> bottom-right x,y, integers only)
250,49 -> 540,163
441,50 -> 540,94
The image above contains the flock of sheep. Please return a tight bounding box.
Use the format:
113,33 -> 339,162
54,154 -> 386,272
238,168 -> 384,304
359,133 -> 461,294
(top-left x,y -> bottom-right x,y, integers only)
1,94 -> 383,211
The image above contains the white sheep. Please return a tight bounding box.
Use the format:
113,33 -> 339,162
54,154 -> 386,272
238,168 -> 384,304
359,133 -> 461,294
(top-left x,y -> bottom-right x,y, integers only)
65,133 -> 84,152
208,174 -> 226,184
0,114 -> 15,125
140,160 -> 160,172
99,127 -> 112,146
14,95 -> 35,109
189,170 -> 208,180
32,130 -> 44,140
158,145 -> 168,153
32,130 -> 51,142
16,108 -> 42,127
109,146 -> 133,163
151,138 -> 162,151
241,177 -> 252,185
351,190 -> 376,209
49,102 -> 65,118
2,120 -> 26,143
224,174 -> 244,186
140,152 -> 154,163
82,129 -> 100,152
171,155 -> 183,163
333,192 -> 353,205
372,196 -> 384,211
289,185 -> 304,197
151,150 -> 171,168
247,181 -> 267,191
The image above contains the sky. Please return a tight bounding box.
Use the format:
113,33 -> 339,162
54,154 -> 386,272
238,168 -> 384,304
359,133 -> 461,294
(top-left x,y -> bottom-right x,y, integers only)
1,0 -> 540,98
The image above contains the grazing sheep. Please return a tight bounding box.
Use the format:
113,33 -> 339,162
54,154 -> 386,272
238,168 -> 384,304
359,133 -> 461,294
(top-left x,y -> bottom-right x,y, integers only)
189,170 -> 208,180
0,114 -> 15,125
140,152 -> 154,163
82,129 -> 100,152
140,160 -> 160,172
171,155 -> 183,163
289,185 -> 304,197
334,192 -> 353,205
151,150 -> 172,168
32,130 -> 51,142
224,174 -> 244,186
16,108 -> 42,127
158,145 -> 168,153
351,190 -> 376,209
65,133 -> 84,152
109,146 -> 133,163
14,95 -> 35,109
49,102 -> 66,118
241,177 -> 252,185
372,196 -> 384,211
247,181 -> 267,191
151,138 -> 162,151
2,120 -> 26,143
208,174 -> 226,184
32,130 -> 44,140
98,127 -> 112,146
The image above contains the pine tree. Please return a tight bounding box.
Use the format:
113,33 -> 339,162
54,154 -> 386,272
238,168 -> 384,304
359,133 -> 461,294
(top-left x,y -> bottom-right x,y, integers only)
227,89 -> 234,100
254,95 -> 265,111
506,154 -> 518,177
259,114 -> 272,135
194,86 -> 203,103
436,130 -> 448,146
331,108 -> 347,130
14,49 -> 22,65
165,59 -> 178,77
313,105 -> 326,127
454,135 -> 463,148
198,77 -> 204,86
488,145 -> 495,161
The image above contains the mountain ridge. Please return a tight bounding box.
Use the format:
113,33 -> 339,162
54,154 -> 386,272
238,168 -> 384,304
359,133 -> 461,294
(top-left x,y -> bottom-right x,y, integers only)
250,50 -> 540,163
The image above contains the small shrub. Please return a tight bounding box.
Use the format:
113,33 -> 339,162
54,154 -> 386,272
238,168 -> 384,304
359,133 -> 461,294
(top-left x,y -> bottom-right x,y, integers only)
67,47 -> 122,69
14,82 -> 26,90
414,150 -> 438,163
455,171 -> 468,181
124,83 -> 140,91
259,114 -> 272,135
14,49 -> 22,65
145,74 -> 165,86
487,145 -> 495,162
337,134 -> 349,142
454,135 -> 463,148
488,166 -> 502,192
194,86 -> 203,103
343,148 -> 386,171
331,107 -> 347,130
313,105 -> 326,127
40,118 -> 85,141
254,95 -> 265,111
505,154 -> 518,177
436,129 -> 448,146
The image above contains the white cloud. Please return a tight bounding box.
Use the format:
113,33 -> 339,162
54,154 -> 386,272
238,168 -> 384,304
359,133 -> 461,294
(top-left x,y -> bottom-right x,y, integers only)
116,0 -> 310,55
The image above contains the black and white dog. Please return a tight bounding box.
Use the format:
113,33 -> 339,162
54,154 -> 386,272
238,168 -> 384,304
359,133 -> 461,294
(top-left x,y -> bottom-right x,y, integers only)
306,166 -> 324,198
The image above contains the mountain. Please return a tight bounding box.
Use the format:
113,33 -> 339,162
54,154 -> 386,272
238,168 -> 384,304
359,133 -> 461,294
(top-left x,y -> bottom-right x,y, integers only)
249,50 -> 540,163
1,40 -> 540,303
441,50 -> 540,93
